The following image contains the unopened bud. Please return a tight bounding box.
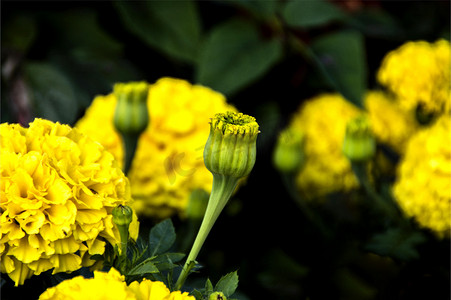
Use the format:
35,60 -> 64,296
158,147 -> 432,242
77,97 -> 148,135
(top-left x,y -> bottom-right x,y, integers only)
112,205 -> 133,227
209,292 -> 227,300
273,128 -> 304,173
342,115 -> 375,162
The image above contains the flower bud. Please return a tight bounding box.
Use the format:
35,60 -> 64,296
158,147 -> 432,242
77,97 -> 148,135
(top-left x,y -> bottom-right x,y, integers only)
273,128 -> 304,173
209,292 -> 227,300
342,115 -> 376,162
113,81 -> 149,135
203,112 -> 259,179
112,205 -> 133,227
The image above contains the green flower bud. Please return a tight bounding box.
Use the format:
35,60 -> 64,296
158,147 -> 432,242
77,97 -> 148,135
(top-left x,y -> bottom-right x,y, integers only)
342,115 -> 376,162
113,81 -> 149,135
204,112 -> 259,179
273,128 -> 304,173
209,292 -> 227,300
112,205 -> 133,226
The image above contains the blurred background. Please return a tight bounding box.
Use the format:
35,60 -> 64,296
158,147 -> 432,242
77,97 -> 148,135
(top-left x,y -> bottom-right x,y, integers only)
2,1 -> 450,299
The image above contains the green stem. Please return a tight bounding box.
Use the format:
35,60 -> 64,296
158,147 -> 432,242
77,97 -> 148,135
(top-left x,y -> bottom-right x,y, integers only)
117,224 -> 129,257
122,134 -> 139,175
175,174 -> 239,290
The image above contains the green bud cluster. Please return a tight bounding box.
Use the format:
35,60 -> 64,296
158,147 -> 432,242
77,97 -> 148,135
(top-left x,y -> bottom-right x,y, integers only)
342,115 -> 376,162
273,128 -> 304,173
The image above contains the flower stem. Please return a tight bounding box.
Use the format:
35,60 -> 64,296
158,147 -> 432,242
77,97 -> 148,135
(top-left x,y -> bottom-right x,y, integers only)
175,174 -> 239,290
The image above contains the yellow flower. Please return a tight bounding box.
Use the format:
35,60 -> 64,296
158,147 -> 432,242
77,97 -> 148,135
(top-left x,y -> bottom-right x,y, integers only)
290,93 -> 362,199
377,39 -> 451,115
0,119 -> 137,286
393,115 -> 451,238
364,90 -> 418,153
39,268 -> 195,300
76,77 -> 236,218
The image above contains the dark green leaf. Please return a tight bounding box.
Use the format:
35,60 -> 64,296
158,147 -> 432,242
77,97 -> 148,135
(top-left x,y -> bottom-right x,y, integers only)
24,62 -> 79,124
365,227 -> 426,261
196,19 -> 283,96
153,253 -> 185,271
282,0 -> 346,29
346,9 -> 404,39
115,0 -> 201,63
190,289 -> 204,299
149,219 -> 176,256
310,30 -> 367,107
227,0 -> 279,19
205,278 -> 214,293
127,258 -> 159,276
215,271 -> 239,297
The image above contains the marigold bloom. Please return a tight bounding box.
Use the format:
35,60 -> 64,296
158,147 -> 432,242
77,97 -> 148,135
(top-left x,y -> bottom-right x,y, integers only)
364,91 -> 418,153
0,119 -> 137,286
39,268 -> 195,300
76,77 -> 236,218
393,115 -> 451,238
377,39 -> 451,115
290,94 -> 362,198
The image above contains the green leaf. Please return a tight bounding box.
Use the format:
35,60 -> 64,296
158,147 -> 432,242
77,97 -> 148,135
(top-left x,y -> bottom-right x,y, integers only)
196,19 -> 283,96
153,253 -> 185,271
149,219 -> 176,256
205,278 -> 214,293
227,0 -> 279,19
215,271 -> 239,297
24,62 -> 79,124
365,227 -> 426,261
115,0 -> 201,64
310,30 -> 367,107
127,257 -> 159,276
282,0 -> 346,29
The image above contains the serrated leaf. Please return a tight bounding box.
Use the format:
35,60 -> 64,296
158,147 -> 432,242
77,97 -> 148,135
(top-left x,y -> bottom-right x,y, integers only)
215,271 -> 239,297
282,0 -> 346,29
149,219 -> 176,256
128,258 -> 159,276
196,19 -> 283,96
365,227 -> 426,261
205,278 -> 214,293
25,62 -> 79,124
310,30 -> 367,107
153,253 -> 185,271
115,0 -> 201,63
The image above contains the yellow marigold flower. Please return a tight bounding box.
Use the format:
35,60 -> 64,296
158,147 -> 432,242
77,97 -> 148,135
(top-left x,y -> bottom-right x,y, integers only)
39,268 -> 195,300
364,90 -> 418,153
290,94 -> 362,199
377,39 -> 451,115
76,77 -> 236,218
0,119 -> 136,286
393,115 -> 451,238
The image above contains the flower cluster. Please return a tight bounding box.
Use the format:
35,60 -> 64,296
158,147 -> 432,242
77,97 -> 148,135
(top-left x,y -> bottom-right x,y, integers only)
39,267 -> 194,300
0,119 -> 138,286
377,39 -> 451,116
393,115 -> 451,238
290,93 -> 362,198
76,77 -> 236,218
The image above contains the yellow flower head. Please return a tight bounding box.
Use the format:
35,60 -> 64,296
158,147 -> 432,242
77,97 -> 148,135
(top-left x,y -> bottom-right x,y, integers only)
364,90 -> 418,153
39,268 -> 195,300
76,77 -> 236,218
290,93 -> 362,199
393,115 -> 451,238
377,39 -> 451,115
0,119 -> 136,286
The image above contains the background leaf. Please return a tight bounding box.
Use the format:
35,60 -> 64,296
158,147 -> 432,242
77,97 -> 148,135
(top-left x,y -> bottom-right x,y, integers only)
196,19 -> 283,96
149,219 -> 176,256
115,0 -> 201,64
215,271 -> 239,297
282,0 -> 346,29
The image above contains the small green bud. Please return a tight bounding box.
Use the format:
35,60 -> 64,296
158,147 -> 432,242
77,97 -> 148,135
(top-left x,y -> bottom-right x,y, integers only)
273,128 -> 304,173
209,292 -> 226,300
186,189 -> 209,220
342,115 -> 376,162
204,112 -> 259,179
112,205 -> 133,227
113,81 -> 149,135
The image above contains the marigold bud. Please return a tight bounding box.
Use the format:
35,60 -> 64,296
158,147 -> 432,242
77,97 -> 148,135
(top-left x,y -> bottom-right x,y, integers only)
273,128 -> 304,173
209,292 -> 227,300
112,205 -> 133,227
342,115 -> 376,162
113,81 -> 149,135
203,112 -> 259,179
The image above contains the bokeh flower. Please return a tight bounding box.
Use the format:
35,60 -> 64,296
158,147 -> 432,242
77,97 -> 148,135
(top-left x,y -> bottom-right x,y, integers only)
39,267 -> 195,300
290,93 -> 362,199
76,77 -> 236,218
0,119 -> 137,286
393,115 -> 451,238
377,39 -> 451,116
364,90 -> 418,153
